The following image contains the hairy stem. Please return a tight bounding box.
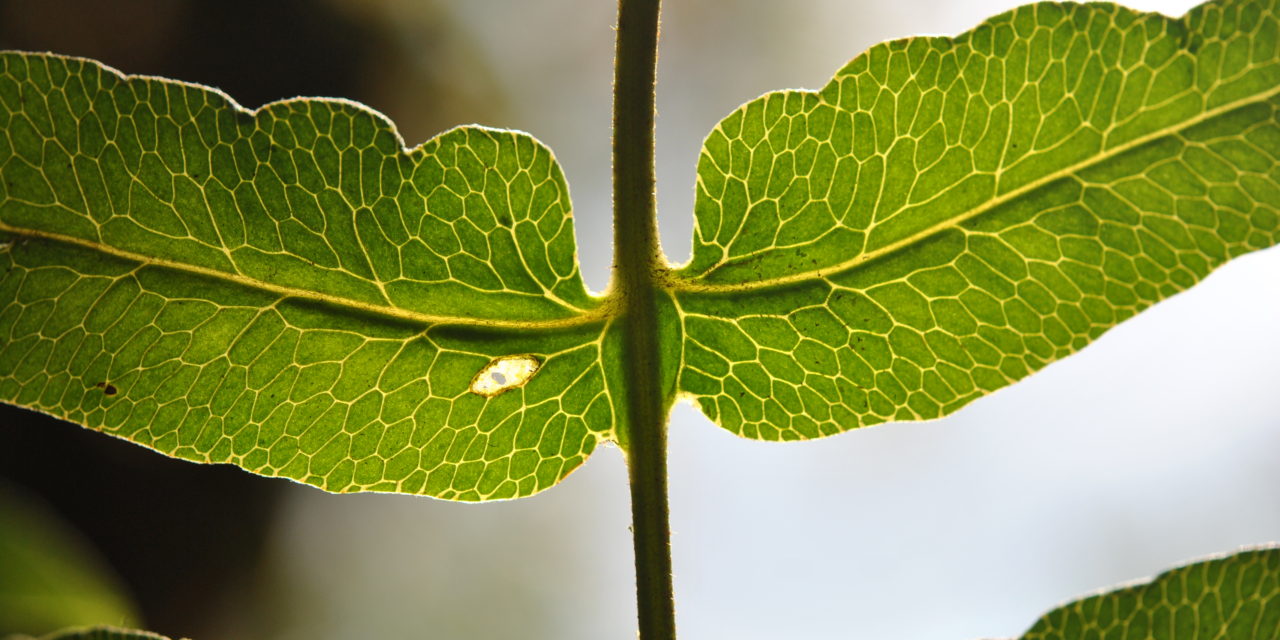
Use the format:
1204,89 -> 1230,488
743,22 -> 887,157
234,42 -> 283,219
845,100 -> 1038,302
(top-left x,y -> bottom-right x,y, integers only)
611,0 -> 674,638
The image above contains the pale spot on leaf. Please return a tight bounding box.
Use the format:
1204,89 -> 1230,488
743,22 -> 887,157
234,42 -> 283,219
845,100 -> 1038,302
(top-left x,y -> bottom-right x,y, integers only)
469,355 -> 541,397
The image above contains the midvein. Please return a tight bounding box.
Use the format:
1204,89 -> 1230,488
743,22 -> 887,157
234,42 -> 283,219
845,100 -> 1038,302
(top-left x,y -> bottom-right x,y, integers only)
669,84 -> 1280,294
0,221 -> 610,330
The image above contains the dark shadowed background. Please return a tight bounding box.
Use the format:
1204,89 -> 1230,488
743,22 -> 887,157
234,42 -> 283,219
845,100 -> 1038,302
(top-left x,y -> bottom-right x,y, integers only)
1,1 -> 1278,639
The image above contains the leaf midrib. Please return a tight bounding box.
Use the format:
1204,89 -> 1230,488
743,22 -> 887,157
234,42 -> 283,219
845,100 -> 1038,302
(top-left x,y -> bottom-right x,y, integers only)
0,221 -> 609,330
670,83 -> 1280,293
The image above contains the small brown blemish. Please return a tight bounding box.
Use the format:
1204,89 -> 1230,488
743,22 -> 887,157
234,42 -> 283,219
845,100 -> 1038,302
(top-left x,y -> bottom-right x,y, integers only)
94,381 -> 118,396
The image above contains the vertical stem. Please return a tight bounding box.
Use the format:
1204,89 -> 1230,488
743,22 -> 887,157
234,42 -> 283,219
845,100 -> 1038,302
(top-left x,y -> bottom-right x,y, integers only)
612,0 -> 674,639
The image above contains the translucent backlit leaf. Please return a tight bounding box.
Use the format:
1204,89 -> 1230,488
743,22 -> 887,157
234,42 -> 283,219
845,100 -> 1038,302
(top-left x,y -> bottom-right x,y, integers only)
1017,546 -> 1280,639
672,0 -> 1280,440
2,0 -> 1277,503
0,52 -> 614,501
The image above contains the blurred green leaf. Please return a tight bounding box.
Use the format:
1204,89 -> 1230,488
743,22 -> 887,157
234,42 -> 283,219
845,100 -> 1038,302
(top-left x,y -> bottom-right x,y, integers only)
27,626 -> 176,640
0,485 -> 137,636
673,0 -> 1280,440
1018,546 -> 1280,639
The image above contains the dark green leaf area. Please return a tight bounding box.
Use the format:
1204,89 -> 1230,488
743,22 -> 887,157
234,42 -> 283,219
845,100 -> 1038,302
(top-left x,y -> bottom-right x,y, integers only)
674,0 -> 1280,440
1019,546 -> 1280,640
0,52 -> 594,322
0,233 -> 610,500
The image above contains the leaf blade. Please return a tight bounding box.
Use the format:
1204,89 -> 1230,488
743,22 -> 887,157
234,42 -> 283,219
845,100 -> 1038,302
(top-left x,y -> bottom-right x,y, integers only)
0,52 -> 614,500
674,0 -> 1280,439
1017,546 -> 1280,639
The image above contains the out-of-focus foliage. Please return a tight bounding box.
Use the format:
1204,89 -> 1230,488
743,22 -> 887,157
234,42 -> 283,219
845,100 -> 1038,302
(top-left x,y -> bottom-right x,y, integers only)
0,485 -> 137,636
12,626 -> 177,640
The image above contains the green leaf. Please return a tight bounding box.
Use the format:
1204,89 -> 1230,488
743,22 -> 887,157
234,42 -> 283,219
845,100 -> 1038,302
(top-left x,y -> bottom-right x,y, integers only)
1017,546 -> 1280,639
671,0 -> 1280,439
0,484 -> 138,635
29,626 -> 178,640
2,0 -> 1278,504
0,52 -> 614,501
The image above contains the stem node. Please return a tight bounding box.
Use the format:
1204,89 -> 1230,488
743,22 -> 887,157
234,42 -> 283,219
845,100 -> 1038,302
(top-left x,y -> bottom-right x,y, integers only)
611,0 -> 675,638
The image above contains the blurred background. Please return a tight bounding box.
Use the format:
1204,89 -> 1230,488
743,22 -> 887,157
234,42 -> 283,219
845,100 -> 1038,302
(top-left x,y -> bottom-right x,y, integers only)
0,0 -> 1278,638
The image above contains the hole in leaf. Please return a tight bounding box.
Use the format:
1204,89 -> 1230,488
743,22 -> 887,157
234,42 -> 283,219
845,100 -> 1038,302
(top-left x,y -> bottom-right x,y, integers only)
94,381 -> 118,396
469,355 -> 541,397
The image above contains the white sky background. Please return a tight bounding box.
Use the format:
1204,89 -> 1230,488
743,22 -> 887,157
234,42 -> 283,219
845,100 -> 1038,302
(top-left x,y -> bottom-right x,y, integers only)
267,2 -> 1280,639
